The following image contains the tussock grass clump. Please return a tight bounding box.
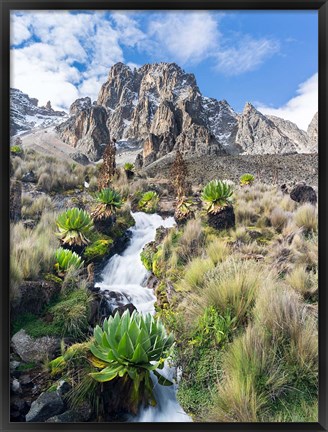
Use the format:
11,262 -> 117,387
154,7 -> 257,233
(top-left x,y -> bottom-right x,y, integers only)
206,238 -> 230,265
10,211 -> 59,292
209,325 -> 286,422
230,227 -> 251,244
177,219 -> 205,263
179,258 -> 214,292
185,259 -> 262,325
285,265 -> 317,300
279,195 -> 297,212
22,194 -> 53,219
13,149 -> 96,192
269,207 -> 291,232
293,203 -> 318,233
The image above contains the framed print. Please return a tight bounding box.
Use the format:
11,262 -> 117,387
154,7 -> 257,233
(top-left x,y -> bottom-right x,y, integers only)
1,1 -> 327,431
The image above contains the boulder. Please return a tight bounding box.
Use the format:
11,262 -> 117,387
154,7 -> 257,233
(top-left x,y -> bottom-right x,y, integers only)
46,402 -> 92,422
11,329 -> 60,363
290,183 -> 317,205
25,391 -> 65,422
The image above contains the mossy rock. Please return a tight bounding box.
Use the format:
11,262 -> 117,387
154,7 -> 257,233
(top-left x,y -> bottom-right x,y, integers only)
140,248 -> 154,271
84,239 -> 114,261
152,248 -> 164,278
44,273 -> 63,285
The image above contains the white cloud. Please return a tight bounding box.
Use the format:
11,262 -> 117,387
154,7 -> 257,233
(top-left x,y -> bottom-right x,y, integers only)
146,12 -> 221,65
256,73 -> 318,130
10,10 -> 283,111
10,11 -> 125,110
215,35 -> 280,75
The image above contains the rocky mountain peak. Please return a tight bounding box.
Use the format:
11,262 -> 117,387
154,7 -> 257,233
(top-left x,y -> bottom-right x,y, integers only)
51,62 -> 318,164
10,88 -> 67,136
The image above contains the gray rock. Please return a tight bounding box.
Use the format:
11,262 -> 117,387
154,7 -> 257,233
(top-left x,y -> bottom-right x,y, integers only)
69,151 -> 90,165
46,402 -> 92,422
45,410 -> 83,423
11,378 -> 22,394
21,170 -> 36,182
25,391 -> 65,422
11,329 -> 60,363
10,360 -> 21,372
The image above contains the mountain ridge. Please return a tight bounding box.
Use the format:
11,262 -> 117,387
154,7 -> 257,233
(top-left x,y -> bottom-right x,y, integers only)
11,62 -> 318,165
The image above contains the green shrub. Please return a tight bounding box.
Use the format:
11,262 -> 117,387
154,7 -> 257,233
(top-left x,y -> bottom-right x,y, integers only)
201,180 -> 233,214
55,248 -> 84,273
92,188 -> 122,220
240,173 -> 255,186
89,310 -> 174,411
56,208 -> 94,246
138,191 -> 159,213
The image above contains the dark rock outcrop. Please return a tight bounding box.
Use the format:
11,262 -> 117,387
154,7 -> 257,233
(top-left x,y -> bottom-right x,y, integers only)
290,183 -> 317,205
207,206 -> 236,230
11,280 -> 61,318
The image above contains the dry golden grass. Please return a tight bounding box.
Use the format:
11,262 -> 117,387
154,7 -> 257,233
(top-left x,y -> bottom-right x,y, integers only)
293,203 -> 318,233
206,238 -> 230,265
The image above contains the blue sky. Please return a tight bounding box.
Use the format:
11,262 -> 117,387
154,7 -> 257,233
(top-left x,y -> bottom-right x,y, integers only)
10,10 -> 318,130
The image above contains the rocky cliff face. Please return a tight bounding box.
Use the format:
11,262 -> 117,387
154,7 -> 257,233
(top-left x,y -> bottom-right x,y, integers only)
307,112 -> 318,152
10,88 -> 67,136
54,62 -> 318,165
56,97 -> 110,161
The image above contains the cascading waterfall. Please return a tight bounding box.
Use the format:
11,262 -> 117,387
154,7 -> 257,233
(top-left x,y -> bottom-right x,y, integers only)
95,212 -> 191,422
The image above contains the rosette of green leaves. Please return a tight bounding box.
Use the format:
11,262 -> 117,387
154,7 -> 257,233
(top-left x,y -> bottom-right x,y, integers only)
138,191 -> 159,213
175,197 -> 194,222
201,180 -> 233,214
124,162 -> 134,171
89,310 -> 174,406
55,247 -> 84,273
240,173 -> 255,186
56,208 -> 94,246
92,188 -> 122,220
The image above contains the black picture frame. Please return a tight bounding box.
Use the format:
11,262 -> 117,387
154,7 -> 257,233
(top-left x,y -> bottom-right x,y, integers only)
1,1 -> 327,431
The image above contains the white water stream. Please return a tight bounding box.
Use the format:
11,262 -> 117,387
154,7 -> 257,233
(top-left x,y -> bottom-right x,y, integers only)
95,212 -> 191,422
